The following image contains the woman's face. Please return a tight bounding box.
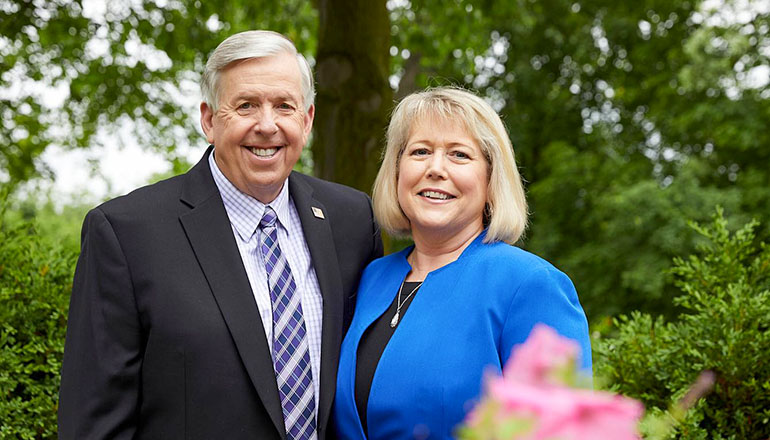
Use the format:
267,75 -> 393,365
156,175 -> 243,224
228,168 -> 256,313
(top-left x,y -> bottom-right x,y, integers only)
397,116 -> 489,240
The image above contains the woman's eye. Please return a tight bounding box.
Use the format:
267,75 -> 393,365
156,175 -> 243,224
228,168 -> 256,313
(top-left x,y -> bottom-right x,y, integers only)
452,151 -> 470,159
412,148 -> 430,156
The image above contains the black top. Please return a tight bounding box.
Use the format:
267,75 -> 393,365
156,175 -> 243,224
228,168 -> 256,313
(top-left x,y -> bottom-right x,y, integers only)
354,281 -> 422,436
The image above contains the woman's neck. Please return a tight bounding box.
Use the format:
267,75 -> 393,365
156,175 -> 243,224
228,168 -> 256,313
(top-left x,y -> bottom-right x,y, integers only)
406,223 -> 483,281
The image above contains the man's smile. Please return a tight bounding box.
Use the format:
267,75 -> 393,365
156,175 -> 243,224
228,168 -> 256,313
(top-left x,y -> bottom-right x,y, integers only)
245,145 -> 283,158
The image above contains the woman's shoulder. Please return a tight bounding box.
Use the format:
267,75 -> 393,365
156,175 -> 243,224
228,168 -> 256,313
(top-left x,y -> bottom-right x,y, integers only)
468,243 -> 582,321
458,241 -> 577,299
469,241 -> 563,275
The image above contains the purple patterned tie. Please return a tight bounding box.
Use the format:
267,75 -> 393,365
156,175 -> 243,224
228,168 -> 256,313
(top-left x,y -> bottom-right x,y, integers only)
259,206 -> 317,440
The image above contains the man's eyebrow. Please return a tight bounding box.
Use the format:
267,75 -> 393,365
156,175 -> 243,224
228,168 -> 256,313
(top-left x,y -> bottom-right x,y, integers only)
231,92 -> 258,102
272,92 -> 299,103
230,92 -> 299,103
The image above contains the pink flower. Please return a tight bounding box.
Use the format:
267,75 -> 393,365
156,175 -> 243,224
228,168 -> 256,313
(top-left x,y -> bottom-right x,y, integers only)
488,377 -> 643,440
504,324 -> 580,386
459,324 -> 644,440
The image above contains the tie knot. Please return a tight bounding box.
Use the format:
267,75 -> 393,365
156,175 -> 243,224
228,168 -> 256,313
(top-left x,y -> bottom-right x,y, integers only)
260,206 -> 278,229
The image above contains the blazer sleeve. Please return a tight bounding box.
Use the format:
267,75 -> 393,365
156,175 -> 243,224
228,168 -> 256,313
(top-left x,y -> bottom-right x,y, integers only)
58,208 -> 143,439
499,266 -> 592,371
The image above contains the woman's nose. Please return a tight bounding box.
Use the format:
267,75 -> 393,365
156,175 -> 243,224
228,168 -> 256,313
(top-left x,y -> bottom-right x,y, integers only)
425,152 -> 447,179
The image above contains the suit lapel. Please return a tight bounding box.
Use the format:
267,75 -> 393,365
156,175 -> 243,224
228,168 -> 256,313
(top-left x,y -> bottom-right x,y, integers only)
288,173 -> 344,436
178,149 -> 286,438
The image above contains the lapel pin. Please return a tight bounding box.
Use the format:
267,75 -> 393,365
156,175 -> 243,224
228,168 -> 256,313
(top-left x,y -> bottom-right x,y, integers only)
312,207 -> 325,219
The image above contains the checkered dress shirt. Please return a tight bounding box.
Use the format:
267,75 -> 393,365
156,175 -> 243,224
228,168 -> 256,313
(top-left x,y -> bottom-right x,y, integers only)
209,152 -> 323,416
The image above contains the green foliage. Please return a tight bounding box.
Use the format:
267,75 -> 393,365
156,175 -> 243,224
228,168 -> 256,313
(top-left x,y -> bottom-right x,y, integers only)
0,199 -> 78,439
595,209 -> 770,439
2,196 -> 87,257
406,0 -> 770,321
5,0 -> 770,325
1,0 -> 318,185
529,144 -> 746,318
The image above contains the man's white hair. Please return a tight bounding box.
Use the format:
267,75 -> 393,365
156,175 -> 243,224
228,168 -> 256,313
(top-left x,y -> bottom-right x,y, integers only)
200,30 -> 315,111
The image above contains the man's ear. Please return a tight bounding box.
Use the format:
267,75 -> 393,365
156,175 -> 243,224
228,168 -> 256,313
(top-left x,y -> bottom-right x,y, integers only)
303,104 -> 315,137
200,102 -> 216,144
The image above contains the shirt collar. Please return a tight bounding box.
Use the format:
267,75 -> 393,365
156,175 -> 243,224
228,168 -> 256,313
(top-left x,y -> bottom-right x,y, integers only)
208,150 -> 292,241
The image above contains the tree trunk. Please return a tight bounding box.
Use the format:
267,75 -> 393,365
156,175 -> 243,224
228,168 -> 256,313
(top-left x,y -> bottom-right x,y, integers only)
314,0 -> 392,194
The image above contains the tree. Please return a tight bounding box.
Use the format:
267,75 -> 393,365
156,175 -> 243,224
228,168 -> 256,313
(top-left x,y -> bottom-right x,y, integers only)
386,0 -> 770,319
4,0 -> 770,322
314,0 -> 391,191
1,0 -> 319,186
506,0 -> 770,319
1,0 -> 494,195
594,210 -> 770,439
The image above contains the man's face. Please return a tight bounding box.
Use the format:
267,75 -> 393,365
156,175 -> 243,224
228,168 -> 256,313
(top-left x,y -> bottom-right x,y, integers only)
200,53 -> 314,203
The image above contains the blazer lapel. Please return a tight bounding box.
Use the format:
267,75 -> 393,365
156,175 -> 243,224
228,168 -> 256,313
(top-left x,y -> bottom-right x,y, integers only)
178,149 -> 286,438
288,173 -> 344,436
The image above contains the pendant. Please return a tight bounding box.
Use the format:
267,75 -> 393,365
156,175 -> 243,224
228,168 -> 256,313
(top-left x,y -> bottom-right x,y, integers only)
390,311 -> 400,328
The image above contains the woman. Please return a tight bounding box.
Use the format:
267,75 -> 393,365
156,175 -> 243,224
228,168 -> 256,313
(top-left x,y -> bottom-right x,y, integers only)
333,87 -> 591,439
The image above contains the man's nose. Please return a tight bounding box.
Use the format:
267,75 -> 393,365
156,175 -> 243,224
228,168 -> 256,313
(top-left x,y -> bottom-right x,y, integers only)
253,109 -> 279,136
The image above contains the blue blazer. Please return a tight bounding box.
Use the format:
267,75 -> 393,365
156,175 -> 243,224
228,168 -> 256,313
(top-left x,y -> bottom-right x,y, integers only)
333,232 -> 591,439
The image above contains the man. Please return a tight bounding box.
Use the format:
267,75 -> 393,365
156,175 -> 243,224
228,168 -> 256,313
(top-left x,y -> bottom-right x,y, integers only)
58,30 -> 383,440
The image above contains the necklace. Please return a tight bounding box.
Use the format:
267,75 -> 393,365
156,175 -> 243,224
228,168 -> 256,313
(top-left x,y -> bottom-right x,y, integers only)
390,279 -> 423,328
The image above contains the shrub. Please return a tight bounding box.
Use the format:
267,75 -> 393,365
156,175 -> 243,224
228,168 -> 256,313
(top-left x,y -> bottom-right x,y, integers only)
0,216 -> 76,438
595,208 -> 770,439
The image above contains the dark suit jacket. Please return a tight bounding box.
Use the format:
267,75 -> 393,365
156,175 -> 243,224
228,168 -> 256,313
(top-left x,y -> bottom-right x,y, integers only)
58,147 -> 383,439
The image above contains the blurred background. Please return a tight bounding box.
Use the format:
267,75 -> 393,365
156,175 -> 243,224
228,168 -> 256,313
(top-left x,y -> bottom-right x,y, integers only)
3,0 -> 769,321
2,1 -> 770,437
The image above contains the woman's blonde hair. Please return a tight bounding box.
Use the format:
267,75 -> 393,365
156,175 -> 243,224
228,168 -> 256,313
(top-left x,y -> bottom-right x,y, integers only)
372,86 -> 528,244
